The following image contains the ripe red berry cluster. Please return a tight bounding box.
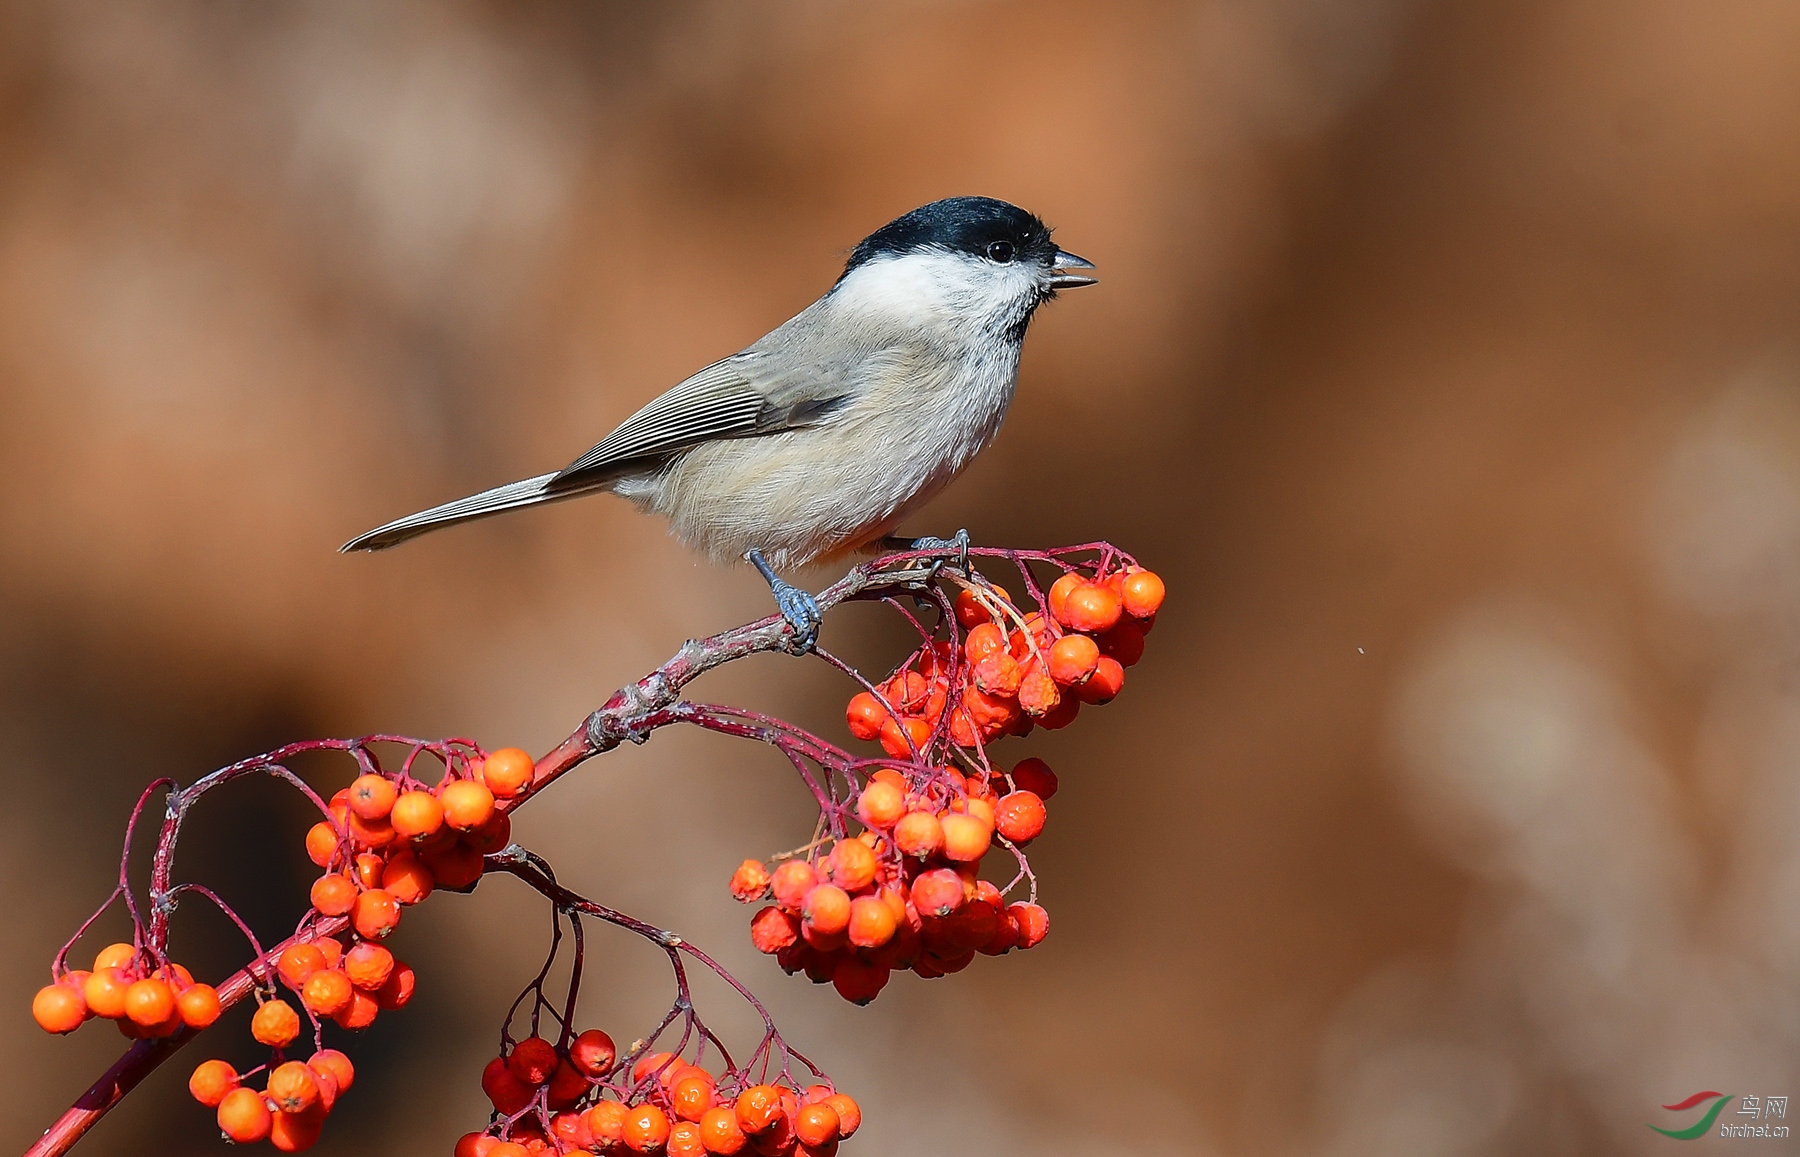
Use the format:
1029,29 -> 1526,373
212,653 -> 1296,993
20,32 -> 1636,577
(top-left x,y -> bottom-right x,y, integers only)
460,1034 -> 862,1157
32,942 -> 223,1039
191,1049 -> 356,1152
730,755 -> 1057,1004
845,564 -> 1164,756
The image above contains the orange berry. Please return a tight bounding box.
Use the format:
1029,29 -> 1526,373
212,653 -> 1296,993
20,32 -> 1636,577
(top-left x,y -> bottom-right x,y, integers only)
939,813 -> 992,862
794,1102 -> 839,1147
877,714 -> 931,759
509,1036 -> 559,1086
381,852 -> 434,905
994,791 -> 1047,843
481,747 -> 534,799
1120,568 -> 1165,617
268,1108 -> 323,1153
251,998 -> 300,1047
1057,581 -> 1122,633
1046,634 -> 1100,685
33,984 -> 85,1033
277,943 -> 325,990
750,906 -> 800,954
188,1059 -> 238,1106
217,1086 -> 272,1143
735,1086 -> 784,1135
123,977 -> 173,1027
1097,616 -> 1146,666
390,789 -> 444,839
962,621 -> 1006,662
854,780 -> 905,829
911,868 -> 965,917
482,1056 -> 533,1115
1017,665 -> 1061,717
844,692 -> 886,742
92,942 -> 136,972
769,861 -> 817,911
267,1060 -> 320,1115
821,1095 -> 860,1139
552,1112 -> 596,1152
347,773 -> 397,821
373,960 -> 415,1009
1076,655 -> 1125,703
728,860 -> 771,902
669,1120 -> 707,1157
310,873 -> 356,917
1046,572 -> 1084,622
673,1072 -> 717,1121
301,968 -> 352,1017
83,968 -> 130,1019
352,888 -> 401,939
586,1101 -> 628,1147
699,1106 -> 748,1155
347,809 -> 395,849
343,941 -> 393,990
623,1103 -> 672,1153
421,840 -> 485,890
825,840 -> 876,892
462,807 -> 512,854
1009,902 -> 1050,948
802,884 -> 851,936
314,937 -> 343,970
439,778 -> 497,831
454,1132 -> 497,1157
176,982 -> 221,1028
892,810 -> 944,858
353,851 -> 385,889
846,896 -> 897,949
310,1048 -> 354,1092
570,1028 -> 617,1078
304,822 -> 339,868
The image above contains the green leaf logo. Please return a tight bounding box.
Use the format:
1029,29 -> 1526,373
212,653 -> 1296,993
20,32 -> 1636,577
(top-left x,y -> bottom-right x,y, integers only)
1648,1092 -> 1734,1140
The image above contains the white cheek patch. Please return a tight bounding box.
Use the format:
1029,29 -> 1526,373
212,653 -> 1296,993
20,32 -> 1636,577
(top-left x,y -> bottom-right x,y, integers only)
832,250 -> 1042,338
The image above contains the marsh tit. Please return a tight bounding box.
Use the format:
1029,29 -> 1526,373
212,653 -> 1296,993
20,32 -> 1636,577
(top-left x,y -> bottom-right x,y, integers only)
342,196 -> 1098,647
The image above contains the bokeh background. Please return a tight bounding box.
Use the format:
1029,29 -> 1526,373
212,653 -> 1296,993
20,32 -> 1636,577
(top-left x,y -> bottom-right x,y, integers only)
5,2 -> 1800,1154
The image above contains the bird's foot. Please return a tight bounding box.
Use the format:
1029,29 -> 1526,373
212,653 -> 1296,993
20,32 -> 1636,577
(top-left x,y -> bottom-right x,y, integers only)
747,549 -> 821,654
881,528 -> 971,574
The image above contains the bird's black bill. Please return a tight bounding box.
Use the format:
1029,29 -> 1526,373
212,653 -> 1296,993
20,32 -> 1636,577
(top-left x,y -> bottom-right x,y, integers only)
1050,249 -> 1098,289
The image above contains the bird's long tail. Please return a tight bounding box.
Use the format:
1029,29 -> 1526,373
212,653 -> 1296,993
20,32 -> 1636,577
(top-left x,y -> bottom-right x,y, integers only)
339,471 -> 607,552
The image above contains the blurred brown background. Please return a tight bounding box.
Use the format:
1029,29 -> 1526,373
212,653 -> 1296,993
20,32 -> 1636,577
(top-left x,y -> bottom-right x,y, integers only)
6,2 -> 1800,1154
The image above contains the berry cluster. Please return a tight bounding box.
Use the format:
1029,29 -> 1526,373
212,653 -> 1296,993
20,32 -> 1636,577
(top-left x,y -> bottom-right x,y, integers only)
180,746 -> 539,1149
845,564 -> 1164,756
461,1035 -> 861,1157
732,557 -> 1162,1002
32,942 -> 222,1038
731,756 -> 1055,1003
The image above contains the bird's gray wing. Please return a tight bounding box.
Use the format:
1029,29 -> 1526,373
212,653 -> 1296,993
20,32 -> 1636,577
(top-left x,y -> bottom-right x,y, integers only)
548,346 -> 853,491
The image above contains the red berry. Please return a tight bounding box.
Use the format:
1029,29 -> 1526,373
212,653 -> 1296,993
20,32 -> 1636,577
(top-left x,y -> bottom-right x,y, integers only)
1009,757 -> 1059,799
1009,902 -> 1050,948
729,860 -> 771,902
509,1036 -> 559,1086
910,868 -> 965,917
1058,581 -> 1122,633
1121,568 -> 1165,617
188,1059 -> 238,1106
1077,656 -> 1125,703
570,1028 -> 617,1078
217,1087 -> 272,1143
994,791 -> 1046,843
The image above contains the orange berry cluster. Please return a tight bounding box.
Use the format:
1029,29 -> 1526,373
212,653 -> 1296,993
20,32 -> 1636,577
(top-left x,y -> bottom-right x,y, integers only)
183,745 -> 532,1151
845,564 -> 1164,756
460,1036 -> 862,1157
32,941 -> 223,1039
191,1049 -> 355,1153
731,756 -> 1057,1003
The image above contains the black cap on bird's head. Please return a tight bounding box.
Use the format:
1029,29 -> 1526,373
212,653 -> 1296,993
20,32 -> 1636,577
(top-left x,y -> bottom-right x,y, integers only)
842,196 -> 1097,289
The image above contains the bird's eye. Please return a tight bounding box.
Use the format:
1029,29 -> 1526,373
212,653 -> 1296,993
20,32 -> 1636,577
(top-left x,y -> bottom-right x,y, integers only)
986,240 -> 1015,263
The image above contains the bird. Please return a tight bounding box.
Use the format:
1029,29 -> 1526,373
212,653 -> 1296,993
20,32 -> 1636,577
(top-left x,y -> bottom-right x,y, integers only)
342,195 -> 1098,648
